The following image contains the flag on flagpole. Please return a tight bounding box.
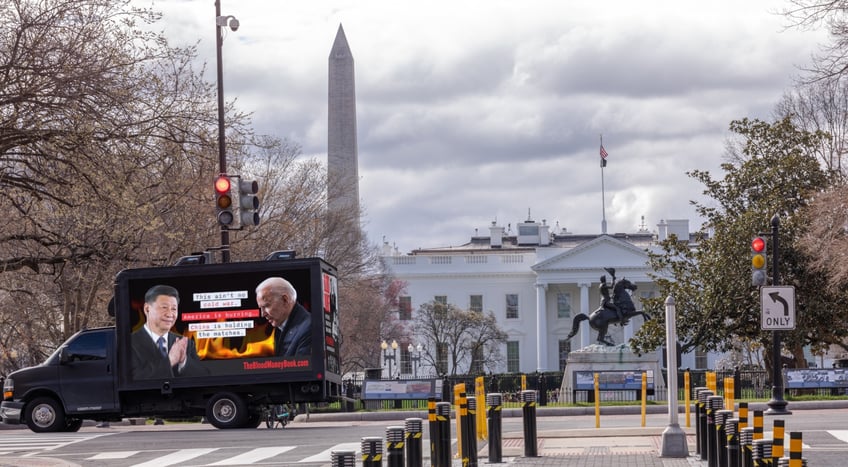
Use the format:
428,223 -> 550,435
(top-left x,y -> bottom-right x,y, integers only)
600,144 -> 608,167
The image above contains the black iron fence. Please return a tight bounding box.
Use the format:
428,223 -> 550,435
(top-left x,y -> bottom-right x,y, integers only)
334,368 -> 847,412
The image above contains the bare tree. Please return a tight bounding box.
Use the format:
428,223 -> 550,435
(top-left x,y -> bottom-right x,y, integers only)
0,0 -> 228,366
0,0 -> 390,378
776,79 -> 848,174
783,0 -> 848,81
414,300 -> 507,376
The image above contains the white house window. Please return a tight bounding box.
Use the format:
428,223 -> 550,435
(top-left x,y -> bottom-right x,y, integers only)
695,348 -> 708,369
399,296 -> 412,320
470,295 -> 483,313
506,341 -> 520,372
558,339 -> 571,371
506,294 -> 519,319
557,292 -> 571,318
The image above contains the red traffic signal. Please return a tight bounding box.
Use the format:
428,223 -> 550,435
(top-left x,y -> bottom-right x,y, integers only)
214,176 -> 234,225
214,176 -> 231,195
751,236 -> 767,286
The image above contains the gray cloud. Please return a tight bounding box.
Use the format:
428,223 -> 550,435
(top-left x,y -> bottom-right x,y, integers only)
151,0 -> 827,253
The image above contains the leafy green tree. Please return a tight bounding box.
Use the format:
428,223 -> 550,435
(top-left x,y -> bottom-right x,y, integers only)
631,117 -> 847,377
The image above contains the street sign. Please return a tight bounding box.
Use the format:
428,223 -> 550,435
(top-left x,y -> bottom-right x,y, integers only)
761,286 -> 795,330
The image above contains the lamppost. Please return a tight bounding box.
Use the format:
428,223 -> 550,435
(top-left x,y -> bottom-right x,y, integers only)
214,1 -> 239,262
381,340 -> 398,378
408,343 -> 422,378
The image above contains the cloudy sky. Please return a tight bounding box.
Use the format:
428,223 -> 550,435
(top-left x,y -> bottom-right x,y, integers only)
151,0 -> 828,253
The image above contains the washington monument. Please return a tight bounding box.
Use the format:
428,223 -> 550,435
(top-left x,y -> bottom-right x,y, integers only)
327,24 -> 359,223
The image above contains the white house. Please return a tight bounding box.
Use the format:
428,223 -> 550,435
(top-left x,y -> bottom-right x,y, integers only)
381,216 -> 723,376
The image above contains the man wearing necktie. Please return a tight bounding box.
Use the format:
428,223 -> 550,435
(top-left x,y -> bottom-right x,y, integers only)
131,284 -> 208,380
256,277 -> 312,357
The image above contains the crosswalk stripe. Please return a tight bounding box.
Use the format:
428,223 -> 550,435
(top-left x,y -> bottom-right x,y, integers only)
207,446 -> 296,465
130,448 -> 217,467
88,451 -> 140,460
297,442 -> 360,463
830,431 -> 848,443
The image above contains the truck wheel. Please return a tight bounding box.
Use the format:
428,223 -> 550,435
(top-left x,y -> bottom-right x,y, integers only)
25,397 -> 66,433
244,410 -> 262,429
63,418 -> 83,432
205,392 -> 247,429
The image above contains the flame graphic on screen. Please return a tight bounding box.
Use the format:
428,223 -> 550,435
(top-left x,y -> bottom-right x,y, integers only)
194,325 -> 275,360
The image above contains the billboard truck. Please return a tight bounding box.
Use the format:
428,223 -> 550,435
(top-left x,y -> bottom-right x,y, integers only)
1,256 -> 342,432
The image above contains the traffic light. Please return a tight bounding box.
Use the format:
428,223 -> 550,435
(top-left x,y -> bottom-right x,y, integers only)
214,175 -> 234,226
237,179 -> 260,227
751,236 -> 767,286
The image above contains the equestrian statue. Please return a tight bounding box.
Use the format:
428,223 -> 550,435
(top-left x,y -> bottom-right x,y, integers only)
566,268 -> 651,346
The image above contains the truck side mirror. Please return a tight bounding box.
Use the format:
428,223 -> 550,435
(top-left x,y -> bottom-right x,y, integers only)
59,347 -> 71,365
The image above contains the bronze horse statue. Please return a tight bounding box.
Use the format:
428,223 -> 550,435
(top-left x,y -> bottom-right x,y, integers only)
566,277 -> 651,346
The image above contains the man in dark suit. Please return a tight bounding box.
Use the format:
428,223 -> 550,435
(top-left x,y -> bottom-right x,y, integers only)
256,277 -> 312,356
131,284 -> 208,380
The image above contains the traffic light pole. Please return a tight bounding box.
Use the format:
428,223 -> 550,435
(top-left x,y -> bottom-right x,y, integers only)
766,214 -> 790,415
215,0 -> 230,263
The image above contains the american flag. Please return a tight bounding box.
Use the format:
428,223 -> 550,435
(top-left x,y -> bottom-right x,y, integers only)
600,145 -> 608,160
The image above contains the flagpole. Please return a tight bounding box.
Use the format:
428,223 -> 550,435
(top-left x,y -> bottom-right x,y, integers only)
600,134 -> 607,234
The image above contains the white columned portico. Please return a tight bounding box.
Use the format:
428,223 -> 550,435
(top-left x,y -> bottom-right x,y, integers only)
535,282 -> 548,371
578,282 -> 591,348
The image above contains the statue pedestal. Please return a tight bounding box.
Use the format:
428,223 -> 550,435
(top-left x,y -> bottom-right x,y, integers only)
561,344 -> 663,403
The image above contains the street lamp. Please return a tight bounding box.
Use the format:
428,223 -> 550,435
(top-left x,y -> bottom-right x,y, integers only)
381,340 -> 398,378
408,343 -> 422,378
214,1 -> 239,262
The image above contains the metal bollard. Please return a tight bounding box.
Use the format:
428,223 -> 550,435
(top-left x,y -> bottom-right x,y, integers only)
694,386 -> 709,456
487,393 -> 503,463
738,402 -> 749,431
428,398 -> 437,465
715,409 -> 733,467
435,402 -> 452,467
740,427 -> 754,467
698,389 -> 714,461
361,436 -> 383,467
457,388 -> 468,466
787,432 -> 803,467
385,426 -> 404,467
752,410 -> 764,443
752,439 -> 772,467
331,450 -> 355,467
726,418 -> 740,467
404,417 -> 423,467
520,390 -> 538,457
771,419 -> 785,465
465,395 -> 478,467
707,395 -> 724,467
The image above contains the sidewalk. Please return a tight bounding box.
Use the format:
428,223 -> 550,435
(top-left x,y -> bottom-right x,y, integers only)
487,426 -> 702,466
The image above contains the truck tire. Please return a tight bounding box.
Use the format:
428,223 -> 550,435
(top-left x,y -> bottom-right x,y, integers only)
63,418 -> 83,432
244,410 -> 263,429
205,392 -> 247,429
25,397 -> 66,433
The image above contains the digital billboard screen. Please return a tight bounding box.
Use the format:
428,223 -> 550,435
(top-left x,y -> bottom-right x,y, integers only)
114,259 -> 339,387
